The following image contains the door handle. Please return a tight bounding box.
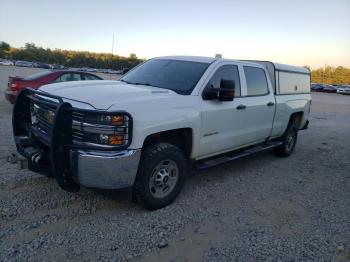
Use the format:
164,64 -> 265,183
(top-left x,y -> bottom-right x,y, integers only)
267,102 -> 275,106
236,104 -> 246,110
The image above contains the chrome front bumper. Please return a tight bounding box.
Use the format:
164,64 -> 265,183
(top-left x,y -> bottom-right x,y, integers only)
70,149 -> 141,189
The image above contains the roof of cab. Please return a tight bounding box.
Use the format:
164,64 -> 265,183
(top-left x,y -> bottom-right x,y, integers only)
152,56 -> 308,74
153,55 -> 217,63
152,56 -> 262,67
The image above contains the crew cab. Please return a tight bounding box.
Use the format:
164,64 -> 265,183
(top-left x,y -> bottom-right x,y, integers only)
12,56 -> 311,209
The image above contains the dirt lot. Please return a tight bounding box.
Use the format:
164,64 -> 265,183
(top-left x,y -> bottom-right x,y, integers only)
0,65 -> 349,261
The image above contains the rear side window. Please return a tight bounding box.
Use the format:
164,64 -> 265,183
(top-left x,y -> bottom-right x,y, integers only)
54,73 -> 82,83
84,74 -> 101,80
207,65 -> 241,97
244,66 -> 269,96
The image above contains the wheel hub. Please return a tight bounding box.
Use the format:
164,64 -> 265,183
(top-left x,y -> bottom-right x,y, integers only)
154,168 -> 170,186
286,134 -> 295,150
149,159 -> 179,199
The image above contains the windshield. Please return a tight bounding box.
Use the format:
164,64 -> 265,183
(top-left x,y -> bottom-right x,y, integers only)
120,59 -> 210,95
24,70 -> 52,80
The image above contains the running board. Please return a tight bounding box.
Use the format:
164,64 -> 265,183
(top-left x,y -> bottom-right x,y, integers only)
196,141 -> 283,170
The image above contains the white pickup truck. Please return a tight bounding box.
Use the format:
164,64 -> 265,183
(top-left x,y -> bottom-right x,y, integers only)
13,56 -> 311,209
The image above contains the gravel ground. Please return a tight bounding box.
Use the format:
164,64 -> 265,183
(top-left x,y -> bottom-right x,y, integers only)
0,65 -> 349,261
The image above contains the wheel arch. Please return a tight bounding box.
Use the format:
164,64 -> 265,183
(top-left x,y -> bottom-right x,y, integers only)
142,128 -> 193,159
288,111 -> 304,129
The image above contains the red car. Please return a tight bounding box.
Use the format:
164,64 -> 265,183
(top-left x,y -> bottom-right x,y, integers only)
5,70 -> 103,104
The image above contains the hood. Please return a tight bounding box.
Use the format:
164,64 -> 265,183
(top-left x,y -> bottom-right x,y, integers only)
39,80 -> 177,110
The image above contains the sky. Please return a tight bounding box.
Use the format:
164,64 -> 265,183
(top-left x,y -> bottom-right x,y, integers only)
0,0 -> 349,68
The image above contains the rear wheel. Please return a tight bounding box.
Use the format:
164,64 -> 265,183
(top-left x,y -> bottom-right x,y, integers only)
132,143 -> 187,210
274,122 -> 298,157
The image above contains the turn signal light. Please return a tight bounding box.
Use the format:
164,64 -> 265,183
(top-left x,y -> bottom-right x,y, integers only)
108,135 -> 124,145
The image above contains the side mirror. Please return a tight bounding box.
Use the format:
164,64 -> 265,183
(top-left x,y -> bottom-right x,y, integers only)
218,79 -> 235,101
203,85 -> 219,100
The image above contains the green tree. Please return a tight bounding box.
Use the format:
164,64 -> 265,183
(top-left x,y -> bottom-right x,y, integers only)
311,66 -> 350,84
129,53 -> 137,59
0,41 -> 10,58
5,41 -> 144,70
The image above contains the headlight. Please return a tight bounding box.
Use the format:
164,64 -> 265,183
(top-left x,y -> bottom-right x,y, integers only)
71,112 -> 131,147
99,115 -> 125,126
30,103 -> 39,125
100,134 -> 125,145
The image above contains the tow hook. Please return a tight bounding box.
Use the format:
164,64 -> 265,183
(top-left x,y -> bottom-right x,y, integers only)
6,153 -> 18,164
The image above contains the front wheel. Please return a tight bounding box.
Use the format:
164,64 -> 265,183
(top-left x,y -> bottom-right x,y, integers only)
274,123 -> 298,157
132,143 -> 187,210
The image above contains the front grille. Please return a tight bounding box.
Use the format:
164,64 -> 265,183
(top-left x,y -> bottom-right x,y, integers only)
72,111 -> 84,121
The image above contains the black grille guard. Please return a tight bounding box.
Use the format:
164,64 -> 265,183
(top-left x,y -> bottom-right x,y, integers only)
13,88 -> 79,191
12,88 -> 132,192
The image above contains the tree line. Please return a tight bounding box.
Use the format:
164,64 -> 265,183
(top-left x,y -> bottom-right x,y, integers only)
307,66 -> 350,85
1,41 -> 350,84
0,41 -> 144,70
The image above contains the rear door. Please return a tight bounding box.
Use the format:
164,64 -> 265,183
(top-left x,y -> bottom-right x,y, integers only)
237,65 -> 275,143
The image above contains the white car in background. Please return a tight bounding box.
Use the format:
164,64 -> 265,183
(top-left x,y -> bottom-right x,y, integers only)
15,60 -> 33,67
336,85 -> 350,95
0,59 -> 14,66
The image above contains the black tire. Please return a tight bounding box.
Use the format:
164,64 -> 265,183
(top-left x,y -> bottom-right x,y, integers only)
132,142 -> 187,210
274,122 -> 298,157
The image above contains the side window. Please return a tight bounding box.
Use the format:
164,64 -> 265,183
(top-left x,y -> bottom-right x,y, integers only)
84,74 -> 100,80
207,65 -> 241,97
54,73 -> 82,83
244,66 -> 269,96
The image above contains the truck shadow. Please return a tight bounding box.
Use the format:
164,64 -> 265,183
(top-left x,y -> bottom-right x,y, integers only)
92,150 -> 278,207
187,150 -> 276,180
91,186 -> 133,203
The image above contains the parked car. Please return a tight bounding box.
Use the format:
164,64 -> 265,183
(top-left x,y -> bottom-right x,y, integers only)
322,85 -> 337,93
0,59 -> 14,66
336,85 -> 350,95
33,62 -> 53,69
15,60 -> 33,67
52,64 -> 66,70
121,68 -> 130,74
12,56 -> 311,210
4,70 -> 103,103
311,83 -> 324,92
78,67 -> 98,72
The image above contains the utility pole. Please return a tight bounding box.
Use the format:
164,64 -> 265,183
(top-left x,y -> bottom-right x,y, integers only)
110,33 -> 115,80
111,33 -> 115,55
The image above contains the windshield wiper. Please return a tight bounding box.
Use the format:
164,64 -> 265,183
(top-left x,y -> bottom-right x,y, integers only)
131,82 -> 152,86
120,80 -> 167,90
120,80 -> 183,94
119,79 -> 131,84
120,79 -> 151,86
